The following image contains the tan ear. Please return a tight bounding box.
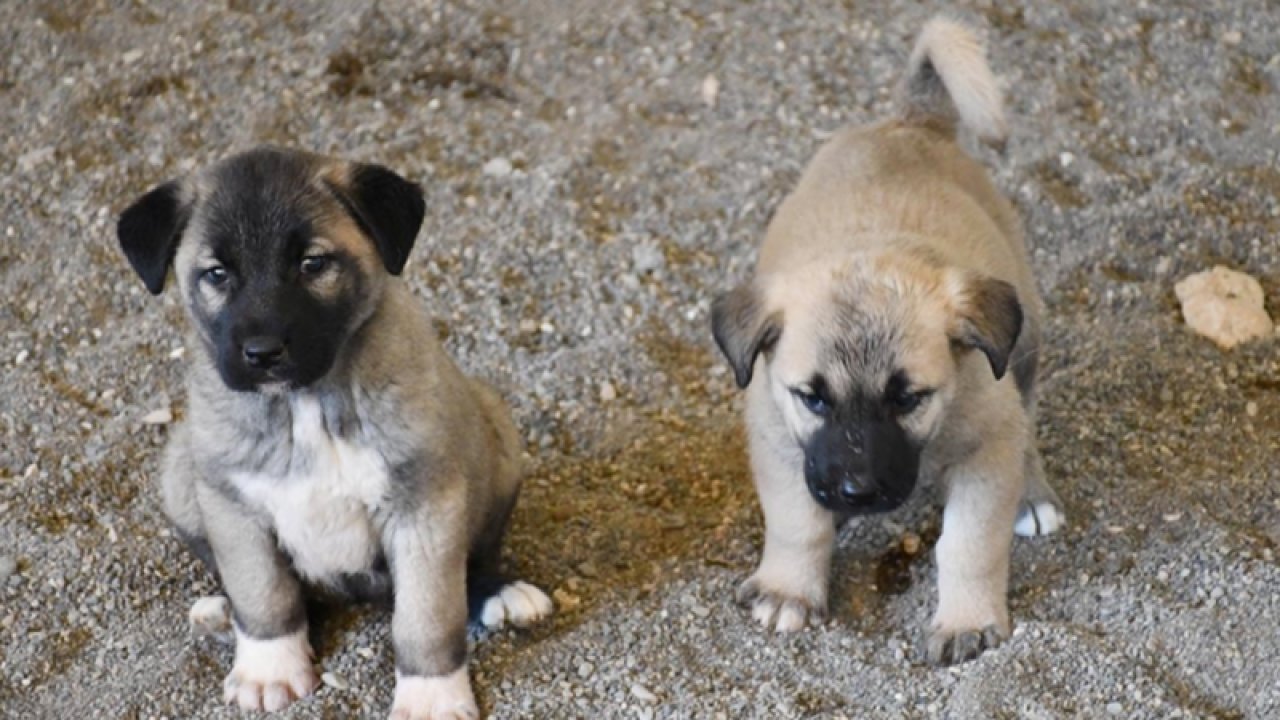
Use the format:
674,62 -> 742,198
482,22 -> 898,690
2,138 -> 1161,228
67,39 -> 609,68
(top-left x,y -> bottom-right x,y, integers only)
711,281 -> 782,389
949,273 -> 1023,379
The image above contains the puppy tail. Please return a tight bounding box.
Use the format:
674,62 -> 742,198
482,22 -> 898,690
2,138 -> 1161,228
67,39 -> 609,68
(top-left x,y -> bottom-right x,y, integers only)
894,17 -> 1007,145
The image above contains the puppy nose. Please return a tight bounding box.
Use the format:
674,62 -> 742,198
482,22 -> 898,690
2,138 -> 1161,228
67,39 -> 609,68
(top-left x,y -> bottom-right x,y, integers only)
242,336 -> 285,369
838,477 -> 877,507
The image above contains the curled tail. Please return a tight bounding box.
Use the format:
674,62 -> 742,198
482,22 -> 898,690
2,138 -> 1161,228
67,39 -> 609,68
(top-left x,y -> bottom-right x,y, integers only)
894,17 -> 1007,144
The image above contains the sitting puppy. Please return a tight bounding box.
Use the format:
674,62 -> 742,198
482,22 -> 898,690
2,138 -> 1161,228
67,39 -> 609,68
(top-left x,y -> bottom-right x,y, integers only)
711,18 -> 1063,664
117,147 -> 552,718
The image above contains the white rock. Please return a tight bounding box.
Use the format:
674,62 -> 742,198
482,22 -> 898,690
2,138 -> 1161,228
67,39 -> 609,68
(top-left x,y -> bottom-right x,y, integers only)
141,407 -> 173,425
0,556 -> 16,584
17,147 -> 54,173
483,157 -> 513,177
1174,266 -> 1274,349
631,242 -> 665,274
321,671 -> 349,690
630,684 -> 658,704
701,74 -> 720,108
599,381 -> 617,402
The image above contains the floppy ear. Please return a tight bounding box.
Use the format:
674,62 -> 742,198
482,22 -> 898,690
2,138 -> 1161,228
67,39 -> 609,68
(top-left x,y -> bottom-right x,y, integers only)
327,163 -> 425,275
117,181 -> 190,295
950,274 -> 1023,380
711,282 -> 782,389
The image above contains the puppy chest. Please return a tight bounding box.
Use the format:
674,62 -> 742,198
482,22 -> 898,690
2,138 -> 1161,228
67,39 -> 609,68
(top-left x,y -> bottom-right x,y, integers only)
232,397 -> 391,582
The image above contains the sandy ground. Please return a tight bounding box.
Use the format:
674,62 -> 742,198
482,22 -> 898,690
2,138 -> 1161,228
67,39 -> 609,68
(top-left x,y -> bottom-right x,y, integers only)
2,1 -> 1278,718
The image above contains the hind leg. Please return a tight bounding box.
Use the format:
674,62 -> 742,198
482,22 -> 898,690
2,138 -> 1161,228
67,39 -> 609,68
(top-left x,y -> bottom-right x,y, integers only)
465,382 -> 553,630
161,426 -> 233,638
1014,444 -> 1065,538
467,491 -> 553,631
161,425 -> 217,570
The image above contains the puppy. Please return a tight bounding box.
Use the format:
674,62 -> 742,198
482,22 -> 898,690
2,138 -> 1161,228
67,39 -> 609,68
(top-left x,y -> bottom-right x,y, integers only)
117,147 -> 552,718
711,18 -> 1064,664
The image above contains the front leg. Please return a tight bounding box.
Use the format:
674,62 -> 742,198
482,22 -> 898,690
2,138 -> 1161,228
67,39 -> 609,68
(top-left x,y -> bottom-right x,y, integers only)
928,436 -> 1023,665
196,483 -> 318,710
384,498 -> 477,720
739,434 -> 837,633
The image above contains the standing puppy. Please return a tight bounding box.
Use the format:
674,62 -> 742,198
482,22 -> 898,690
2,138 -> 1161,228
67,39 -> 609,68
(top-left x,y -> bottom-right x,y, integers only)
117,147 -> 552,718
711,18 -> 1064,664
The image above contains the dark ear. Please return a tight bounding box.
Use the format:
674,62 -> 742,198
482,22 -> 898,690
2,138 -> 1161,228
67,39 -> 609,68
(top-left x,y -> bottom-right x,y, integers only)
328,163 -> 425,275
951,274 -> 1023,380
711,282 -> 782,389
117,181 -> 190,295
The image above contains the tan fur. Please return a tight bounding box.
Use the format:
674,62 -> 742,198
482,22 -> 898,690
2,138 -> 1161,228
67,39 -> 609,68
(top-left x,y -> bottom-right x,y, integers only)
715,16 -> 1062,665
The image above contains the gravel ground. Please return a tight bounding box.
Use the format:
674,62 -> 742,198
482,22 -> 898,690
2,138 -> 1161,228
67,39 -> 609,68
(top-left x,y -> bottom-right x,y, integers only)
2,1 -> 1278,718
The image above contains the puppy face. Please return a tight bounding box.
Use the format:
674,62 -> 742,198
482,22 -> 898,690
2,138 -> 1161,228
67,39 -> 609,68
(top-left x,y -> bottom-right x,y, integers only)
713,250 -> 1022,514
117,147 -> 426,392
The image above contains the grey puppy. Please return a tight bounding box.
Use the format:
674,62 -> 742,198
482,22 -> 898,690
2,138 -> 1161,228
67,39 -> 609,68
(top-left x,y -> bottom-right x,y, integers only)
711,18 -> 1064,665
117,147 -> 552,719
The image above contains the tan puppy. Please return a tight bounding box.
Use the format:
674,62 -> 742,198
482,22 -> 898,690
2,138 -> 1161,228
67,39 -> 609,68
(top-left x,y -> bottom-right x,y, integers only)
711,18 -> 1064,664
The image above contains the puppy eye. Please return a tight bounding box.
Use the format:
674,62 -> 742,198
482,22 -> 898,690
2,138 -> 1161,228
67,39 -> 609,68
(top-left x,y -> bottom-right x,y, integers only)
201,266 -> 228,286
793,388 -> 829,416
300,255 -> 333,275
889,388 -> 931,414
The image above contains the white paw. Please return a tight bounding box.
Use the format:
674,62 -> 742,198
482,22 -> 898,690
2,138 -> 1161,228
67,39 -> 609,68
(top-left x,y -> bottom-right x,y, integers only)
389,668 -> 479,720
223,627 -> 319,711
1014,500 -> 1065,537
480,580 -> 554,630
188,595 -> 232,639
736,575 -> 826,633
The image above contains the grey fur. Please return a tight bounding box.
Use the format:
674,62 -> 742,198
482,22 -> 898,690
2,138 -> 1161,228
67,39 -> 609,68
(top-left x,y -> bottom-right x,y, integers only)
711,17 -> 1063,664
120,147 -> 543,715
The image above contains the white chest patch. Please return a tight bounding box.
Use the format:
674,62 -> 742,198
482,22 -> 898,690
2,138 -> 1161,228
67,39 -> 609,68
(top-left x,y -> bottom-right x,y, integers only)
230,396 -> 389,582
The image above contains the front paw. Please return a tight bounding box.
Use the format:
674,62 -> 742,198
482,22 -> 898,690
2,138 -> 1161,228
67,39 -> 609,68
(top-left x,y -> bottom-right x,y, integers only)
925,622 -> 1008,665
223,628 -> 319,711
390,668 -> 479,720
736,574 -> 826,633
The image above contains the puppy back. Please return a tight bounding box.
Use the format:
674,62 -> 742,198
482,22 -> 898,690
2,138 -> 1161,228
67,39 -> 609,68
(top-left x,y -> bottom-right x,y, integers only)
894,17 -> 1007,144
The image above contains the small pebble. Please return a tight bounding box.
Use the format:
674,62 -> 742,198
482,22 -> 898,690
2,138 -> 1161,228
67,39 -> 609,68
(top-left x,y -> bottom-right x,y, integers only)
631,684 -> 658,704
632,243 -> 665,274
141,408 -> 173,425
553,588 -> 581,611
0,556 -> 16,585
701,74 -> 720,108
901,532 -> 921,555
577,661 -> 594,679
1174,267 -> 1274,350
482,157 -> 513,178
599,381 -> 617,403
321,672 -> 349,691
1106,702 -> 1124,715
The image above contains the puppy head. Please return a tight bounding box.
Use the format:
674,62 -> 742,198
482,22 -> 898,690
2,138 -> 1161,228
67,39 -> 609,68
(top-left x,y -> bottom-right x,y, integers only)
712,250 -> 1021,514
117,147 -> 425,391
